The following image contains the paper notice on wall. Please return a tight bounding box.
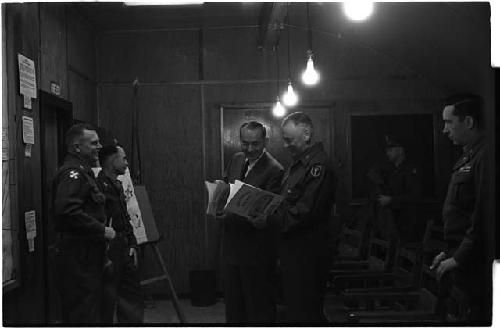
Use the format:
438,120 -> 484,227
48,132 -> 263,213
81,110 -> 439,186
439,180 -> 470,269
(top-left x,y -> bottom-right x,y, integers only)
118,168 -> 148,244
2,128 -> 8,161
18,54 -> 37,99
24,210 -> 36,238
24,144 -> 32,157
23,95 -> 32,109
24,210 -> 36,252
22,116 -> 34,144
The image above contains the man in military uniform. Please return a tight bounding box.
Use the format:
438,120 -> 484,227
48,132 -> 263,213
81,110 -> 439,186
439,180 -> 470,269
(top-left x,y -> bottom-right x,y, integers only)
371,135 -> 421,244
430,94 -> 490,324
258,112 -> 336,323
53,123 -> 116,324
97,144 -> 144,323
221,121 -> 284,323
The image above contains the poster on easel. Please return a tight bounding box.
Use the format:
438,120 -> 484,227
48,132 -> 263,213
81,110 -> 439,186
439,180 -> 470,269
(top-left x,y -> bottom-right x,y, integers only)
118,168 -> 148,244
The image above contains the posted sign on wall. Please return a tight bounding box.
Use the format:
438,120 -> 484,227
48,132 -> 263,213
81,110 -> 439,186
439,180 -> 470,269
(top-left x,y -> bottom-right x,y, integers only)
18,54 -> 37,109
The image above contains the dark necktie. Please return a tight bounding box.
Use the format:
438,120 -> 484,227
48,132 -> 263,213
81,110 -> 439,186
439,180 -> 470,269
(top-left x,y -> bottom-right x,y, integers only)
240,160 -> 249,181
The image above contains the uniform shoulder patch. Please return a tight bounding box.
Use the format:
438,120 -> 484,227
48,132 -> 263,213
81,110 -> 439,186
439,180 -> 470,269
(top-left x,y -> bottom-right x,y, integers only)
310,165 -> 323,178
69,170 -> 80,180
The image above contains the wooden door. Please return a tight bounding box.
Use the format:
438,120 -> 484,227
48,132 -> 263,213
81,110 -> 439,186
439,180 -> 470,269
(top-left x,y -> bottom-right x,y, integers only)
39,91 -> 72,323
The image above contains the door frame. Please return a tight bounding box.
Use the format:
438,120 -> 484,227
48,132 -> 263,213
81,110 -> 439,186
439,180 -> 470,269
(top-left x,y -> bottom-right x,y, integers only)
39,90 -> 73,323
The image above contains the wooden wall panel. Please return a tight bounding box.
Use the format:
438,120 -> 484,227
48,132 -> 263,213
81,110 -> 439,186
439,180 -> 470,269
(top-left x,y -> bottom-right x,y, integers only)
138,85 -> 204,291
98,30 -> 199,83
66,7 -> 98,124
99,84 -> 205,292
4,2 -> 100,324
204,27 -> 274,81
98,85 -> 134,147
39,3 -> 68,99
67,8 -> 96,81
2,3 -> 45,324
68,70 -> 96,124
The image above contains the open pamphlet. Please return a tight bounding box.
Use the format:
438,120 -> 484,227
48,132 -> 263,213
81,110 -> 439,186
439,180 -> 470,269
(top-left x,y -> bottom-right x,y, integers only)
205,180 -> 230,217
205,180 -> 284,219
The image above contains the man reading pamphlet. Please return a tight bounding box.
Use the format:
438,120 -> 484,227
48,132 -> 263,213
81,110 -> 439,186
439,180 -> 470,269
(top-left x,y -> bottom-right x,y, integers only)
210,121 -> 284,324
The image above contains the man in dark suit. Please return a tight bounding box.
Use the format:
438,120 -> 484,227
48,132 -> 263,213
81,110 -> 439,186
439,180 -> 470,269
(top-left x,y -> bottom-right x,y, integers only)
221,121 -> 284,323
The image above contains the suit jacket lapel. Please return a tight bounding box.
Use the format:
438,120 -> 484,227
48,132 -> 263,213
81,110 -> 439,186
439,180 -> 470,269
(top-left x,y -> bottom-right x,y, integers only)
245,152 -> 268,183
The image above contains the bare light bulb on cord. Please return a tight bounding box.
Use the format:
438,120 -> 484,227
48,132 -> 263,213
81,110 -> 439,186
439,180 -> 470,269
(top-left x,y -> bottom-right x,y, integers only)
272,97 -> 286,117
301,52 -> 320,86
282,81 -> 298,107
343,0 -> 374,21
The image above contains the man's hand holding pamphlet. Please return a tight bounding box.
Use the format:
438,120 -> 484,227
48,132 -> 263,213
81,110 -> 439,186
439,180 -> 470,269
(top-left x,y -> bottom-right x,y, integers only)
204,180 -> 230,217
205,179 -> 284,220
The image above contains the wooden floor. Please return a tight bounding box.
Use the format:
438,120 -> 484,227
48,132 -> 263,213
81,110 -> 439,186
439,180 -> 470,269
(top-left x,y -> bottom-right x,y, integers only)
144,298 -> 225,324
144,294 -> 350,324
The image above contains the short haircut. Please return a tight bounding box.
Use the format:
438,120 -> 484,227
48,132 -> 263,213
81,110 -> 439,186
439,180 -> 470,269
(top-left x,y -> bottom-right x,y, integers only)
98,144 -> 121,166
65,123 -> 96,148
444,94 -> 482,128
281,111 -> 314,130
240,121 -> 266,139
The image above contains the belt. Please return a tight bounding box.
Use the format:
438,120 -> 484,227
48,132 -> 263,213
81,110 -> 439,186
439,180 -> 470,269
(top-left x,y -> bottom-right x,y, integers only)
56,232 -> 105,243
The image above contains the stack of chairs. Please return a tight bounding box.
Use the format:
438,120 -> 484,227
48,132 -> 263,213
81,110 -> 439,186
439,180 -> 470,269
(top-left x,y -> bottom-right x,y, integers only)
329,227 -> 398,294
328,219 -> 471,324
334,223 -> 372,263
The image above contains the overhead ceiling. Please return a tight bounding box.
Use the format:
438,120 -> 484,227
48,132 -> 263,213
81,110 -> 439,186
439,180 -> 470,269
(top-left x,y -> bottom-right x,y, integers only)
73,2 -> 264,30
73,2 -> 492,94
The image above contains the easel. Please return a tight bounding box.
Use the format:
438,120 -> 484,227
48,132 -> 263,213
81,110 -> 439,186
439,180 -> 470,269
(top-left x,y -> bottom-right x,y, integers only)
135,185 -> 186,324
139,240 -> 186,323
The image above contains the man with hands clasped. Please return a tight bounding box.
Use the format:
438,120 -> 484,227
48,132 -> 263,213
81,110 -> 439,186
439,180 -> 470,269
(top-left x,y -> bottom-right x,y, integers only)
430,94 -> 490,324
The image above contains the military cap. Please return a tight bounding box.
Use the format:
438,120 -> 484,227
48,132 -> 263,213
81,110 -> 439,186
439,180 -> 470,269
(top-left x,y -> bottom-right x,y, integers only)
384,135 -> 405,148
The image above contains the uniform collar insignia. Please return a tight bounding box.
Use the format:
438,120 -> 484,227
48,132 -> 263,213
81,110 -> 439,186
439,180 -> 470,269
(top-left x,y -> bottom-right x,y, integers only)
69,170 -> 79,179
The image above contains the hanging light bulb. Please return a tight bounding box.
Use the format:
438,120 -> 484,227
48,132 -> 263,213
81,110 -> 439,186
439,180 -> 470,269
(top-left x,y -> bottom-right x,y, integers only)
282,81 -> 298,107
302,51 -> 320,86
272,97 -> 286,117
343,0 -> 374,22
302,4 -> 320,87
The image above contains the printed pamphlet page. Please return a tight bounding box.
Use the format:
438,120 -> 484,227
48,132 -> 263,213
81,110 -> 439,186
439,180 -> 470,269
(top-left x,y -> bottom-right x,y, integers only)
205,180 -> 230,217
205,179 -> 284,219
